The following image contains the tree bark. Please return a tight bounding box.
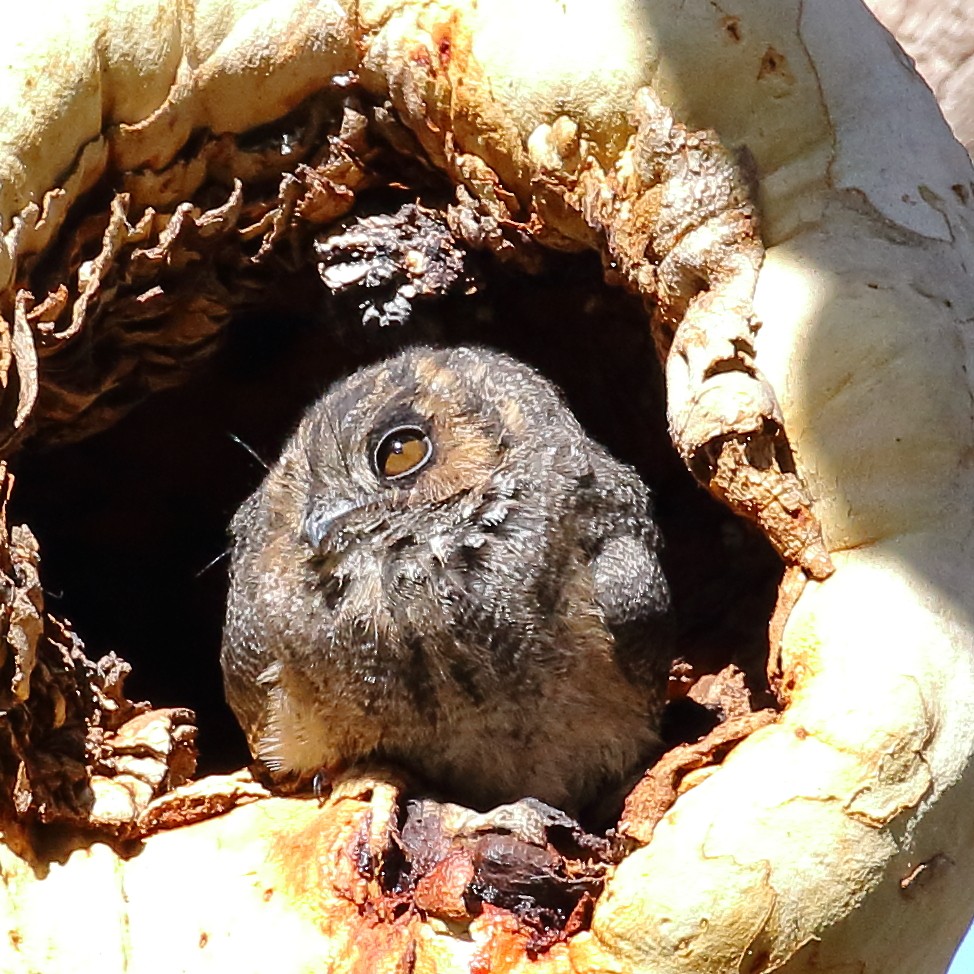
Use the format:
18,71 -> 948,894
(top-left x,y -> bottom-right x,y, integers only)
867,0 -> 974,153
0,2 -> 972,972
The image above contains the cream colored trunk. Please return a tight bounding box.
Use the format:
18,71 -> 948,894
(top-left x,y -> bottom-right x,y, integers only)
0,2 -> 971,972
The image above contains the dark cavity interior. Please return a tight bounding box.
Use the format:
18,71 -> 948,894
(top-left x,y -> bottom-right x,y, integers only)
9,247 -> 783,775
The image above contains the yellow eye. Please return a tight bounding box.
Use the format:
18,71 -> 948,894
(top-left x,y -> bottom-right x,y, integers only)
373,426 -> 433,481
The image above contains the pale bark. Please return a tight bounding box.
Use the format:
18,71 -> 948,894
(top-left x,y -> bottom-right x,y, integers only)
868,0 -> 974,153
0,2 -> 972,973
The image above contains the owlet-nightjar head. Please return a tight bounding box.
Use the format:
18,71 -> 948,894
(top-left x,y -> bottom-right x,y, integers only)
221,345 -> 673,814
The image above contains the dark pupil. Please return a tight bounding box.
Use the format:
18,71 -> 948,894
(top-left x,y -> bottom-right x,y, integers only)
377,428 -> 431,479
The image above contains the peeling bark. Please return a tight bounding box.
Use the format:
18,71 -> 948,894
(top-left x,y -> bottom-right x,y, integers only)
0,464 -> 198,834
0,1 -> 971,972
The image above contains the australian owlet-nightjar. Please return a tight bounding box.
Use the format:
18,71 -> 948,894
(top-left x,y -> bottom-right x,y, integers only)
220,345 -> 673,814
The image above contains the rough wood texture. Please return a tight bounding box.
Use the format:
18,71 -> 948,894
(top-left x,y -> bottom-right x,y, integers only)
0,1 -> 972,972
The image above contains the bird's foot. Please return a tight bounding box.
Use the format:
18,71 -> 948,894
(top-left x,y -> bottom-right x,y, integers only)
330,769 -> 409,885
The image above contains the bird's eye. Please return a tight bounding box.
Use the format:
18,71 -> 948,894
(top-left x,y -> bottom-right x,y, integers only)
373,425 -> 433,481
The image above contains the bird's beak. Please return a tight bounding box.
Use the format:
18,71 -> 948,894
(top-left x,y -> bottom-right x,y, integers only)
303,496 -> 361,549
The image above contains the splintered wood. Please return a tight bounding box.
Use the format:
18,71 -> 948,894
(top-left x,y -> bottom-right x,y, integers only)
569,88 -> 832,581
0,464 -> 199,835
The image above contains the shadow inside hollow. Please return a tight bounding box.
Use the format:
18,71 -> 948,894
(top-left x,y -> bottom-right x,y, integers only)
10,249 -> 782,774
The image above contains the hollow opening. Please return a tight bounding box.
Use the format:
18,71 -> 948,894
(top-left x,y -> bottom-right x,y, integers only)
9,245 -> 783,778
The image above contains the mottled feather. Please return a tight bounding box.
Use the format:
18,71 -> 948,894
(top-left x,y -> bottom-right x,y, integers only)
221,345 -> 673,813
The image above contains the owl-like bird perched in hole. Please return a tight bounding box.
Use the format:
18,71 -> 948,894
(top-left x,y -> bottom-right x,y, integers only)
220,345 -> 673,815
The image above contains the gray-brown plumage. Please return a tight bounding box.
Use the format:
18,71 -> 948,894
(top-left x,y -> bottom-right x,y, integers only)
221,345 -> 673,814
